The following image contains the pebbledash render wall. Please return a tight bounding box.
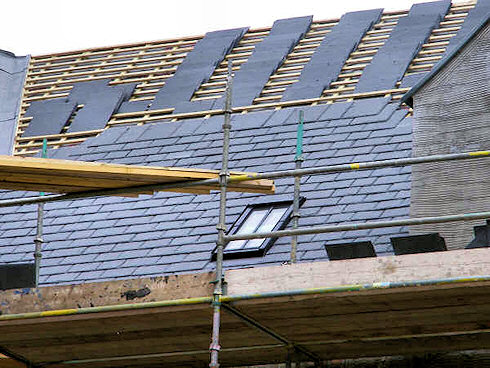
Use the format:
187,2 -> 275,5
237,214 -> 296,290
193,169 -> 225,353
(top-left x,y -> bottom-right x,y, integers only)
410,21 -> 490,249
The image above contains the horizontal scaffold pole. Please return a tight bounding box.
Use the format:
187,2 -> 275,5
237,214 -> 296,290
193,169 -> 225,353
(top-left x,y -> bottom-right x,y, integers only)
224,211 -> 490,242
1,275 -> 489,322
0,150 -> 488,208
227,150 -> 490,182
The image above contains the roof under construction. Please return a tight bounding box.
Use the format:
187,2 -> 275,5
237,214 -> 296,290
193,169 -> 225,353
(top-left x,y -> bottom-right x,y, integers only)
0,0 -> 489,367
0,0 -> 487,286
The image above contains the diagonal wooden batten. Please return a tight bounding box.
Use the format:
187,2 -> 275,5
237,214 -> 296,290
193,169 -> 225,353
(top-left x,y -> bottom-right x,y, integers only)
0,155 -> 275,196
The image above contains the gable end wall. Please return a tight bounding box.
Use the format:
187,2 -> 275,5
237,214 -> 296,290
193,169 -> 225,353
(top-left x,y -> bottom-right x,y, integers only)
410,23 -> 490,249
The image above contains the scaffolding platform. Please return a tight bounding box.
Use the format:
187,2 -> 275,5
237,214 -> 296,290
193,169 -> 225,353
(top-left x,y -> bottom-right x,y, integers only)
0,248 -> 489,367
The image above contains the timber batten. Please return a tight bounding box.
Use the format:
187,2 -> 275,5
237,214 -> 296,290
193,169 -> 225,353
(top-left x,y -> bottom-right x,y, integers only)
0,155 -> 275,195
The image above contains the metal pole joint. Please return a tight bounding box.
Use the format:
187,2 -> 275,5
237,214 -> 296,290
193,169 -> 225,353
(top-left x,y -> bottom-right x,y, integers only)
215,223 -> 227,232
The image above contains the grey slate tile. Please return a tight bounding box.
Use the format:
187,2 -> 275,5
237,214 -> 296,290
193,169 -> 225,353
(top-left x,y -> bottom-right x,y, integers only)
355,1 -> 451,93
444,0 -> 490,55
319,102 -> 353,120
0,92 -> 414,285
151,28 -> 247,110
282,9 -> 382,101
343,97 -> 389,118
23,99 -> 77,137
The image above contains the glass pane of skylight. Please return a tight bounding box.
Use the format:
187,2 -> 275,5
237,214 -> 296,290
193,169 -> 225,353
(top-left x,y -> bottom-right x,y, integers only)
226,209 -> 269,250
226,240 -> 247,250
244,206 -> 288,249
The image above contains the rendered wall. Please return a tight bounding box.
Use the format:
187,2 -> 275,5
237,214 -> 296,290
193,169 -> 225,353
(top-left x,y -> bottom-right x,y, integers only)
410,23 -> 490,249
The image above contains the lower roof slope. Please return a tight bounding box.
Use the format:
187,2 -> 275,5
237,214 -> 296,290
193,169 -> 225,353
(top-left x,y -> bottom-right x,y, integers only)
0,97 -> 412,285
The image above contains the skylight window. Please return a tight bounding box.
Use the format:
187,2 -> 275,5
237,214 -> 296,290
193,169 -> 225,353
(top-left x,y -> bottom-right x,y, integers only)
219,201 -> 297,259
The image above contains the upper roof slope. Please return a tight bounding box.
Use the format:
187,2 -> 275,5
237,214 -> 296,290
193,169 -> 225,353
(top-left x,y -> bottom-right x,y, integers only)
10,0 -> 483,155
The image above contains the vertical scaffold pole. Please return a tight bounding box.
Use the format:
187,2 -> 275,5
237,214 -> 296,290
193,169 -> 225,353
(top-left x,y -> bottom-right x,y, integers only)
34,138 -> 48,287
291,110 -> 304,263
210,61 -> 233,368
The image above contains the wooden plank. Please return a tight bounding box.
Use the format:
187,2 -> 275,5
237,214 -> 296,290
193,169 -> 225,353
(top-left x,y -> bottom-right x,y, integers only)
225,248 -> 490,295
0,310 -> 272,364
1,284 -> 488,366
0,355 -> 25,368
0,273 -> 214,315
228,283 -> 490,317
0,155 -> 275,195
4,325 -> 273,364
303,330 -> 490,360
0,273 -> 488,367
237,303 -> 490,338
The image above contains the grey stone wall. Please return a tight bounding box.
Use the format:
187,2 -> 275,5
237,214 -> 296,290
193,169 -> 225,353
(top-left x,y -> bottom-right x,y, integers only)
410,23 -> 490,249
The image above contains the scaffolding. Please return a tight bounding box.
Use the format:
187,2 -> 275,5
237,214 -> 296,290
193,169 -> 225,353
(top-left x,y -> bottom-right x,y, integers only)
0,65 -> 489,368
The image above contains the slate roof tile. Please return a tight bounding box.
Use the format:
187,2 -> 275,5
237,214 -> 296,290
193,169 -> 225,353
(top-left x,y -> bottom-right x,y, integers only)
0,94 -> 416,283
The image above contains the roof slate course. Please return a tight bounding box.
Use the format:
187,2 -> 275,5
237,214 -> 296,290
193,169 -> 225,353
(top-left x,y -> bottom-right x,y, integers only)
356,0 -> 451,92
151,27 -> 248,112
282,9 -> 383,101
0,97 -> 412,285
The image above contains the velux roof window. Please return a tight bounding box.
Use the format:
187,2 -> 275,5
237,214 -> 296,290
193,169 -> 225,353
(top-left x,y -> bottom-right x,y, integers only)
220,201 -> 296,259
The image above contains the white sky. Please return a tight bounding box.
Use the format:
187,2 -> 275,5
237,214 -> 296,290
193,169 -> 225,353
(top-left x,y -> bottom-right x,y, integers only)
3,0 -> 430,56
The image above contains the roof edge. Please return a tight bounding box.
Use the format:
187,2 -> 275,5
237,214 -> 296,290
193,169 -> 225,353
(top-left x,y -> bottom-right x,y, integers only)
0,50 -> 30,155
401,15 -> 490,107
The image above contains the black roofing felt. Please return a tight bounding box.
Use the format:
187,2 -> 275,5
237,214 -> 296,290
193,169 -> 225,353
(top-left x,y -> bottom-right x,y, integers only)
402,6 -> 490,106
0,51 -> 29,154
282,9 -> 382,101
0,98 -> 412,285
356,0 -> 451,93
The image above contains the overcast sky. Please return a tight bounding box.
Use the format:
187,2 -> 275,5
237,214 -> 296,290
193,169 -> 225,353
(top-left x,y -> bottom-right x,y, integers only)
3,0 -> 430,56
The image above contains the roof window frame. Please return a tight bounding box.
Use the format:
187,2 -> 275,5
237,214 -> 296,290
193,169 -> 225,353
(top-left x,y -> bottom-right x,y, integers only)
213,198 -> 305,260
